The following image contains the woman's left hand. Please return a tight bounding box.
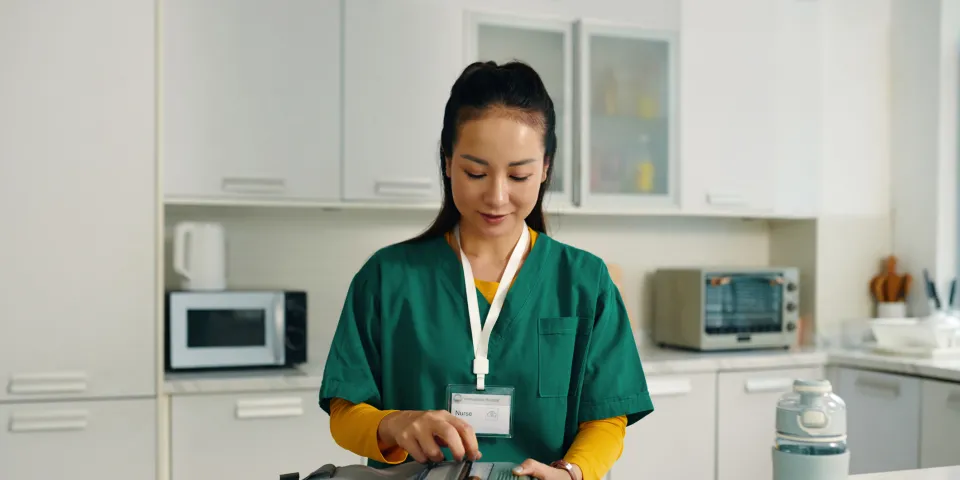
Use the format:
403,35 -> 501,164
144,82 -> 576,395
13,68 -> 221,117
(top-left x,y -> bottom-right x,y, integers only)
511,459 -> 580,480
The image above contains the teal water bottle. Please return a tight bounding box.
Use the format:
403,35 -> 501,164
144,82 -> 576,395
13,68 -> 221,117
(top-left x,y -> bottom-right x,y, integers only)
772,379 -> 850,480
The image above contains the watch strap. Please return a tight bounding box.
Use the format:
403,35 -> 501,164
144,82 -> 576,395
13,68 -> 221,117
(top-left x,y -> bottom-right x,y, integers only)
550,460 -> 577,480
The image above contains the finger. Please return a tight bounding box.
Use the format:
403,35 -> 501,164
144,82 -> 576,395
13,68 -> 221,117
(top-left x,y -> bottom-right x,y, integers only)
415,428 -> 445,463
397,432 -> 428,464
434,422 -> 466,462
449,417 -> 481,460
513,458 -> 548,479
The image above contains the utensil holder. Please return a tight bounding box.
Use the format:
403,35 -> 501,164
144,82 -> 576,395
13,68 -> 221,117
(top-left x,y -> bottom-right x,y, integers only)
877,302 -> 907,319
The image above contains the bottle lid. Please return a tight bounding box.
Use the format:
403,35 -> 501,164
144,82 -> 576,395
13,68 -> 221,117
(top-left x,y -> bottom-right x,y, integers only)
793,379 -> 832,394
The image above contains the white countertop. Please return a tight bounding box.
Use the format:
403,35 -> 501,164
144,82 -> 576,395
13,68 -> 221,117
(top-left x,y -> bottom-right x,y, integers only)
162,336 -> 960,395
827,348 -> 960,383
163,344 -> 830,395
851,466 -> 960,479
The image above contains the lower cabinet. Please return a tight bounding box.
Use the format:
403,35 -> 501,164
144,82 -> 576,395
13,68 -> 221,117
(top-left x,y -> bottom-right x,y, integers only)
716,366 -> 825,480
0,397 -> 157,480
835,367 -> 921,474
611,373 -> 717,480
919,378 -> 960,468
171,390 -> 362,480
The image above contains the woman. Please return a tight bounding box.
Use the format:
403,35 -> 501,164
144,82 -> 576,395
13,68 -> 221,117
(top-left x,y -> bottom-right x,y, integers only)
319,61 -> 653,480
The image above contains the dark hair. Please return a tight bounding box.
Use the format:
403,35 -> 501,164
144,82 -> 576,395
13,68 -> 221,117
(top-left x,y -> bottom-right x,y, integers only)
408,61 -> 557,243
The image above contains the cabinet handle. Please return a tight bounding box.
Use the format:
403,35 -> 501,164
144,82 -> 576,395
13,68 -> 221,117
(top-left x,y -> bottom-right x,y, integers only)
374,179 -> 433,198
8,372 -> 88,395
706,192 -> 746,207
9,410 -> 89,433
235,397 -> 303,420
221,176 -> 287,194
647,378 -> 693,397
744,377 -> 794,393
854,377 -> 901,397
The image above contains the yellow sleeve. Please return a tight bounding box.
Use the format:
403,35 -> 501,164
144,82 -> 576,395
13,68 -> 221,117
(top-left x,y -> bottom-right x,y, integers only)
329,398 -> 409,464
563,415 -> 627,480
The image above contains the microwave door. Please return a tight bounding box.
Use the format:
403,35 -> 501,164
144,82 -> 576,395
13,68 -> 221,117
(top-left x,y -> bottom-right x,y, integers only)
169,292 -> 284,369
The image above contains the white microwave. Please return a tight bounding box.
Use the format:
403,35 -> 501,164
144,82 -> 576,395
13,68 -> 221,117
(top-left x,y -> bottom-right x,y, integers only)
164,290 -> 307,372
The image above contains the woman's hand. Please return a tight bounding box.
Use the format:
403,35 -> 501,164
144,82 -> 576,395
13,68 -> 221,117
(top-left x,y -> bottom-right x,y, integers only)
377,410 -> 481,464
512,459 -> 581,480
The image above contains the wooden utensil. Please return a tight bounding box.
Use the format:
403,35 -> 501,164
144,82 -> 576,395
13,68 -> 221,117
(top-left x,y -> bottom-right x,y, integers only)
871,274 -> 887,302
884,255 -> 901,302
899,273 -> 913,301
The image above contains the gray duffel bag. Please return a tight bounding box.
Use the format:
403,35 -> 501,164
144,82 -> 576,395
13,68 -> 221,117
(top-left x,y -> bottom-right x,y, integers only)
280,460 -> 532,480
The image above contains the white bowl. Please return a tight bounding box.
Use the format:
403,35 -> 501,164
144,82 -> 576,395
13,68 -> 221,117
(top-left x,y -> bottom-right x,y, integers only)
870,317 -> 960,349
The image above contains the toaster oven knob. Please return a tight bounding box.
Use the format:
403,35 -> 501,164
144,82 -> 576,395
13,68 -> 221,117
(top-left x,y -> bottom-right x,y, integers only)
786,302 -> 797,312
786,322 -> 797,332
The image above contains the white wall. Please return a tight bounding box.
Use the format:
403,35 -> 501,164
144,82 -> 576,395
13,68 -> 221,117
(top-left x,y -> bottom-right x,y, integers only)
165,206 -> 770,360
890,0 -> 960,315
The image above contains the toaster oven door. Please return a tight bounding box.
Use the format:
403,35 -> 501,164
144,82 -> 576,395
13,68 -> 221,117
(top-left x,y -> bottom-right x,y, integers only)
703,273 -> 787,335
168,292 -> 285,370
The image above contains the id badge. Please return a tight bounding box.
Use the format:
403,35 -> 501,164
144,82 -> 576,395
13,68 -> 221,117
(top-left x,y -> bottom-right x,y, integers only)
445,384 -> 514,438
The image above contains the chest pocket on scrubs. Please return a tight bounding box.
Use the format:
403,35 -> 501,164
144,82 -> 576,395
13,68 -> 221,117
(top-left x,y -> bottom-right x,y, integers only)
537,316 -> 588,397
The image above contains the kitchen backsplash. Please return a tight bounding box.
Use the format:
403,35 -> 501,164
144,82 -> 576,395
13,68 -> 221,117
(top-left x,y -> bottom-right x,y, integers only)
164,205 -> 890,363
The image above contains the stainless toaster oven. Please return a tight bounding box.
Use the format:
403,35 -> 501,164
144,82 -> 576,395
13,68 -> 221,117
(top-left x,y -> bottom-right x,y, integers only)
652,267 -> 800,351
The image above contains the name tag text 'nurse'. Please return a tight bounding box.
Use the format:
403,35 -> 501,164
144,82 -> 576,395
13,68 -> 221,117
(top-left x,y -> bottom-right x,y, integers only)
449,391 -> 512,436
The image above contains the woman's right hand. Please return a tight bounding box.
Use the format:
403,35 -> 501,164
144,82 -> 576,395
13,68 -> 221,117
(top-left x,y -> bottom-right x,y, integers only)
377,410 -> 481,464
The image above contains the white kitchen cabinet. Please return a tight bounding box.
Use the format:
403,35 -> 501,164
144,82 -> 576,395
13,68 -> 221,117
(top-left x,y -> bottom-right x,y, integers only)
771,0 -> 823,217
717,366 -> 825,480
172,391 -> 362,480
612,373 -> 716,480
920,378 -> 960,468
342,0 -> 463,203
464,11 -> 575,208
162,0 -> 342,203
679,0 -> 778,216
0,398 -> 157,480
0,0 -> 156,401
575,21 -> 679,211
835,367 -> 921,474
679,0 -> 823,218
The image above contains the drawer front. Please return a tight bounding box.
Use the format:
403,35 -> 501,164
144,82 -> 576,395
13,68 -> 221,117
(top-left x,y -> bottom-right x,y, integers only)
717,367 -> 824,480
920,378 -> 960,468
172,391 -> 362,480
612,373 -> 717,480
0,398 -> 157,480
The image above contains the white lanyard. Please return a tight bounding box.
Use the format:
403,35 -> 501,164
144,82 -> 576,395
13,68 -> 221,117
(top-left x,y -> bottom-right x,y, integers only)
454,224 -> 530,390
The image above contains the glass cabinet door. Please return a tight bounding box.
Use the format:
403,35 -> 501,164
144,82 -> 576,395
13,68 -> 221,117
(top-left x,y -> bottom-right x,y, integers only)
464,13 -> 573,208
575,22 -> 678,209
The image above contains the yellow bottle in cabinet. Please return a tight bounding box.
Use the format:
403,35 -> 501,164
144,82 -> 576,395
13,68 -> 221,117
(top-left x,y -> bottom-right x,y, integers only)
635,134 -> 654,192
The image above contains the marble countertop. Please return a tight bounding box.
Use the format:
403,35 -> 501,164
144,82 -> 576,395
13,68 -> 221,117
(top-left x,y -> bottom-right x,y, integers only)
164,364 -> 325,395
163,344 -> 830,395
827,348 -> 960,383
851,466 -> 960,479
162,335 -> 960,395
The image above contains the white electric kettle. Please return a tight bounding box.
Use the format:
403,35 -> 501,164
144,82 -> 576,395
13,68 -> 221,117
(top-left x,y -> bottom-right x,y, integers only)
173,222 -> 227,291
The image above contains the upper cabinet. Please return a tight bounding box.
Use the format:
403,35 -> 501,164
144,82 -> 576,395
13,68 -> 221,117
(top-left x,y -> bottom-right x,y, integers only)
575,21 -> 678,210
162,0 -> 342,203
464,12 -> 575,207
464,11 -> 679,210
341,0 -> 464,204
679,0 -> 822,217
159,0 -> 826,219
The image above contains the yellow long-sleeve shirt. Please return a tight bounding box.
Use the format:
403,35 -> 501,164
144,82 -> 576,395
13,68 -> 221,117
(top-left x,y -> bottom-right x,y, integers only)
327,228 -> 627,480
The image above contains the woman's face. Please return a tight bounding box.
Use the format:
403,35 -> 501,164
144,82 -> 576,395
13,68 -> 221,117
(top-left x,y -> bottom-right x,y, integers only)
446,112 -> 549,239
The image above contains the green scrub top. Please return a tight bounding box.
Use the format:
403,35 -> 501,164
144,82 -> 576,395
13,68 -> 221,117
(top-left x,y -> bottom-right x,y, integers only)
319,231 -> 654,468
